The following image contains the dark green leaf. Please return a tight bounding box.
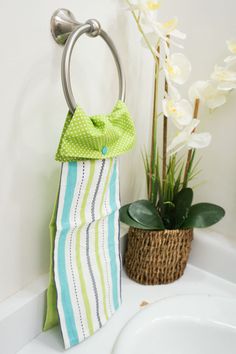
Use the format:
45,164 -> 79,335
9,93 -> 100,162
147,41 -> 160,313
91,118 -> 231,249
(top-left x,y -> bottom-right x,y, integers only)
128,200 -> 165,230
119,204 -> 157,230
174,188 -> 193,228
182,203 -> 225,229
162,201 -> 175,229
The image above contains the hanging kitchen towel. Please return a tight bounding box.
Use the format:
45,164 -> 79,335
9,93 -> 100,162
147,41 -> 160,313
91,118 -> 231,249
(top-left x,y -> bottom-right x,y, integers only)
44,101 -> 135,349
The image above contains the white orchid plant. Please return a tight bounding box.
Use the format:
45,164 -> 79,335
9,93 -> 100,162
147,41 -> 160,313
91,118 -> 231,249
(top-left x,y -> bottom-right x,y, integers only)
120,0 -> 229,230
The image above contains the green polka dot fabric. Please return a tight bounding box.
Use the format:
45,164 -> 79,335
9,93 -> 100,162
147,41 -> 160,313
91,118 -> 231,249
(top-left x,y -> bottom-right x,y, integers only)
56,100 -> 136,161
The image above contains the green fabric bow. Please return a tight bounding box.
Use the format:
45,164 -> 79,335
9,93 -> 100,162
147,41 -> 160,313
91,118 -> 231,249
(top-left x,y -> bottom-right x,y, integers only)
56,100 -> 136,161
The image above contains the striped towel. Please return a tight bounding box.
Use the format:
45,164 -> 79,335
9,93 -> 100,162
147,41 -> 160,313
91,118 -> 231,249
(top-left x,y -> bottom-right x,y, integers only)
45,158 -> 121,349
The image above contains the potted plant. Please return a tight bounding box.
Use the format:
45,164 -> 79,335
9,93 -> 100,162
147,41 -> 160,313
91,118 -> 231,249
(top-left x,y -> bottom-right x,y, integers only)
119,1 -> 235,285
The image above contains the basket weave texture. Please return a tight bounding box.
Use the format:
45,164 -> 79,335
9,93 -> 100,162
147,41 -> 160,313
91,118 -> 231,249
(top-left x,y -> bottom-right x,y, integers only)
125,227 -> 193,285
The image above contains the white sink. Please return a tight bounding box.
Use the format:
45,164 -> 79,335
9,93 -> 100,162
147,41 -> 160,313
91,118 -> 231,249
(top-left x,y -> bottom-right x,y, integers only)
112,295 -> 236,354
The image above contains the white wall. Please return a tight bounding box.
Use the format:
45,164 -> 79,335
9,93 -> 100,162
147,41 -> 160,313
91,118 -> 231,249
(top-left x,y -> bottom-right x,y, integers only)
0,0 -> 235,301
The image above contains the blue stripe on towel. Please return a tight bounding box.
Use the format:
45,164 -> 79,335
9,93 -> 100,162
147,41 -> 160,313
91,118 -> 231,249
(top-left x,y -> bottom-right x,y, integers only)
108,160 -> 119,310
58,162 -> 79,346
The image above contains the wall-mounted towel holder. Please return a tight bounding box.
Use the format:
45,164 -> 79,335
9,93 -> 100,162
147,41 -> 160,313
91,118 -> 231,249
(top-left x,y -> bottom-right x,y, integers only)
50,8 -> 125,113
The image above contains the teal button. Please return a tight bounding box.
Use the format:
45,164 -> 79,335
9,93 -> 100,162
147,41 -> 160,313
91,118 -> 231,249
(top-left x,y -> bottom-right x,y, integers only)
101,146 -> 108,155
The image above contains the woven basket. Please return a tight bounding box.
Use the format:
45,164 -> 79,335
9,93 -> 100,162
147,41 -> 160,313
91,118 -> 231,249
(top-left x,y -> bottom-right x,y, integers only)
125,227 -> 193,285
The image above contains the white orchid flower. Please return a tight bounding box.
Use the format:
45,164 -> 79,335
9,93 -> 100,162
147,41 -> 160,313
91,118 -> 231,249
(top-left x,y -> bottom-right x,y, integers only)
128,1 -> 161,13
140,30 -> 182,61
154,17 -> 186,40
145,0 -> 161,10
168,84 -> 181,101
224,39 -> 236,64
165,53 -> 191,85
141,15 -> 186,50
167,119 -> 211,155
211,65 -> 236,91
162,98 -> 193,129
227,39 -> 236,53
189,80 -> 227,109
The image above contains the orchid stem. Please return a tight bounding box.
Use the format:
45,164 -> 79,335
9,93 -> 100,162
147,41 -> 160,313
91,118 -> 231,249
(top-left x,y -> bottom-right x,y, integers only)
162,79 -> 168,184
162,36 -> 170,187
183,98 -> 200,188
149,46 -> 160,201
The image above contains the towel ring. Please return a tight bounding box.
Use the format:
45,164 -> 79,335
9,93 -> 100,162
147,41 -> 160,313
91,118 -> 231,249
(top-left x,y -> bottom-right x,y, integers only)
51,9 -> 126,113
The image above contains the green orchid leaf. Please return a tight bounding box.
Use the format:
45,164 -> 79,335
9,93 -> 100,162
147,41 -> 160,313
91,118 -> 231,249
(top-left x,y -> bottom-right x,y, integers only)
128,200 -> 165,230
174,188 -> 193,228
119,204 -> 158,230
182,203 -> 225,229
162,201 -> 176,229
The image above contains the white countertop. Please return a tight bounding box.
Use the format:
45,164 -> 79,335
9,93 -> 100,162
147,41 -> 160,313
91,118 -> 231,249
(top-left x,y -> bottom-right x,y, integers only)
18,264 -> 236,354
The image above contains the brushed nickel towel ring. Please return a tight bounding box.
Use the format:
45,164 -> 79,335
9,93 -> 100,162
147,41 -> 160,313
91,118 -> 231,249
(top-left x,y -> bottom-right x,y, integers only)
51,9 -> 126,113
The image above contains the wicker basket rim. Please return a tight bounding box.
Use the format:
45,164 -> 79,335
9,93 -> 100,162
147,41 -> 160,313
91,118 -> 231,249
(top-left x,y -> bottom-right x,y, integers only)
129,227 -> 193,233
